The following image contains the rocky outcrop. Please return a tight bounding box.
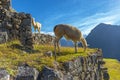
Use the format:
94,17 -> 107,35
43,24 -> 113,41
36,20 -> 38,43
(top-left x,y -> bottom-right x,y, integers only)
0,0 -> 33,49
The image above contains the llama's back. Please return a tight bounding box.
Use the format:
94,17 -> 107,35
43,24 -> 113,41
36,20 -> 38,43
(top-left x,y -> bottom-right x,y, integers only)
36,22 -> 41,28
62,24 -> 82,41
54,24 -> 83,42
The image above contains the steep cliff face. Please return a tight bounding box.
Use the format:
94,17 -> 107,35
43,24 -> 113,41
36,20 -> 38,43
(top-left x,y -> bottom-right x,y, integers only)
86,23 -> 120,60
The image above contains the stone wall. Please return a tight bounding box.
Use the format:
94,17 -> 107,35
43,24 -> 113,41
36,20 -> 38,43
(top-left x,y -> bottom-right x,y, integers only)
33,33 -> 55,45
1,49 -> 109,80
0,0 -> 33,49
0,0 -> 11,10
39,49 -> 109,80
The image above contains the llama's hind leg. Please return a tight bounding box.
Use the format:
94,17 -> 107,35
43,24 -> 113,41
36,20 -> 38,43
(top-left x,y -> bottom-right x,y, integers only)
54,37 -> 61,59
37,27 -> 40,33
53,38 -> 57,60
54,38 -> 57,54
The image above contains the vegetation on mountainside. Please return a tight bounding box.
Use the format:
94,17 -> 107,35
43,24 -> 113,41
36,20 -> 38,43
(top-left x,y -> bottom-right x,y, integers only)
104,59 -> 120,80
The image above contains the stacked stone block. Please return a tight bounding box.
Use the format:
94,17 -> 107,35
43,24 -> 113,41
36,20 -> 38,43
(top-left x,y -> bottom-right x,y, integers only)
0,0 -> 33,49
33,33 -> 55,45
39,49 -> 109,80
0,0 -> 11,10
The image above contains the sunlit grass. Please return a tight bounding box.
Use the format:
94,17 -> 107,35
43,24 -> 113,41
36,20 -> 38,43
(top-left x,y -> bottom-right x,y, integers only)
0,40 -> 96,76
104,58 -> 120,80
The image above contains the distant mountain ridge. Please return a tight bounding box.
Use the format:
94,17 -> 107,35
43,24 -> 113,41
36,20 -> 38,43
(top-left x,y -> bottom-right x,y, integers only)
60,38 -> 74,47
60,34 -> 87,47
86,23 -> 120,60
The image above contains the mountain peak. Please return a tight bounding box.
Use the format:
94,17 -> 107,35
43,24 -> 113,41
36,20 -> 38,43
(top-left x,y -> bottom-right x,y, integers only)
86,23 -> 120,60
97,23 -> 120,27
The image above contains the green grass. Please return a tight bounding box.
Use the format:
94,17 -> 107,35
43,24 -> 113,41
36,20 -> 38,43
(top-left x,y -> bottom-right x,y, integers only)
0,40 -> 97,76
104,58 -> 120,80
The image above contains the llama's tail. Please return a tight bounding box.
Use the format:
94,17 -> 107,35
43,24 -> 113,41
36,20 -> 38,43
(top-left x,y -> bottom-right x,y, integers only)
81,37 -> 88,52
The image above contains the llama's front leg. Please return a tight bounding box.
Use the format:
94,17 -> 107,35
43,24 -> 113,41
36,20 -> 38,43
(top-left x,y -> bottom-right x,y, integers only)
54,37 -> 60,60
74,42 -> 77,53
38,28 -> 40,33
55,37 -> 61,55
54,39 -> 57,60
57,41 -> 60,54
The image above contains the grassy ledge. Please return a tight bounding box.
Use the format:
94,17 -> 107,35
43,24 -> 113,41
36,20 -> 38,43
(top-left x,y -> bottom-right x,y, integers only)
104,58 -> 120,80
0,40 -> 97,76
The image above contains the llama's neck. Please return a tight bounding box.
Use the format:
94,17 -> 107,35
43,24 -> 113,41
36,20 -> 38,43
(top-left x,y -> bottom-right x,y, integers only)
32,18 -> 36,26
81,37 -> 87,48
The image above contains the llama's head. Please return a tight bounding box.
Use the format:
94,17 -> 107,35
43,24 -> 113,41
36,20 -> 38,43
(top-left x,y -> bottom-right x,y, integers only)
32,17 -> 35,22
80,37 -> 88,52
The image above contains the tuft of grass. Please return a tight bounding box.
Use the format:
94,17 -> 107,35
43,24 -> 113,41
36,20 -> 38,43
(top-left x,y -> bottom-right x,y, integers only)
0,40 -> 96,76
104,58 -> 120,80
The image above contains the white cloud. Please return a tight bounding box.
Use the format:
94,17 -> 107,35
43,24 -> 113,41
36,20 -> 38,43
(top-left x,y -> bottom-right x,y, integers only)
72,8 -> 120,35
42,8 -> 120,35
41,31 -> 55,36
41,0 -> 120,36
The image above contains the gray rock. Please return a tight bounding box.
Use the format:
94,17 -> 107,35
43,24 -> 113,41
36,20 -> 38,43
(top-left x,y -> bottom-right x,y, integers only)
5,22 -> 12,29
18,12 -> 27,19
103,71 -> 110,80
16,66 -> 39,80
63,61 -> 74,72
63,74 -> 73,80
40,66 -> 63,80
0,32 -> 8,44
44,51 -> 53,57
21,19 -> 31,26
0,69 -> 10,80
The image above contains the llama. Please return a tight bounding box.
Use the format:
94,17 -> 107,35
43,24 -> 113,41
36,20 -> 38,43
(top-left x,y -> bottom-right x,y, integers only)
53,24 -> 87,56
32,18 -> 42,33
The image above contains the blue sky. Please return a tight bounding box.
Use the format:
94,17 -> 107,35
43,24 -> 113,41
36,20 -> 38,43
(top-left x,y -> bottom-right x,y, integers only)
12,0 -> 120,35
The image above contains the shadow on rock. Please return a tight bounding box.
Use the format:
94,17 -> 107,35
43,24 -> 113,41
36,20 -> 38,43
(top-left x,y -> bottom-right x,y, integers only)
8,44 -> 41,53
